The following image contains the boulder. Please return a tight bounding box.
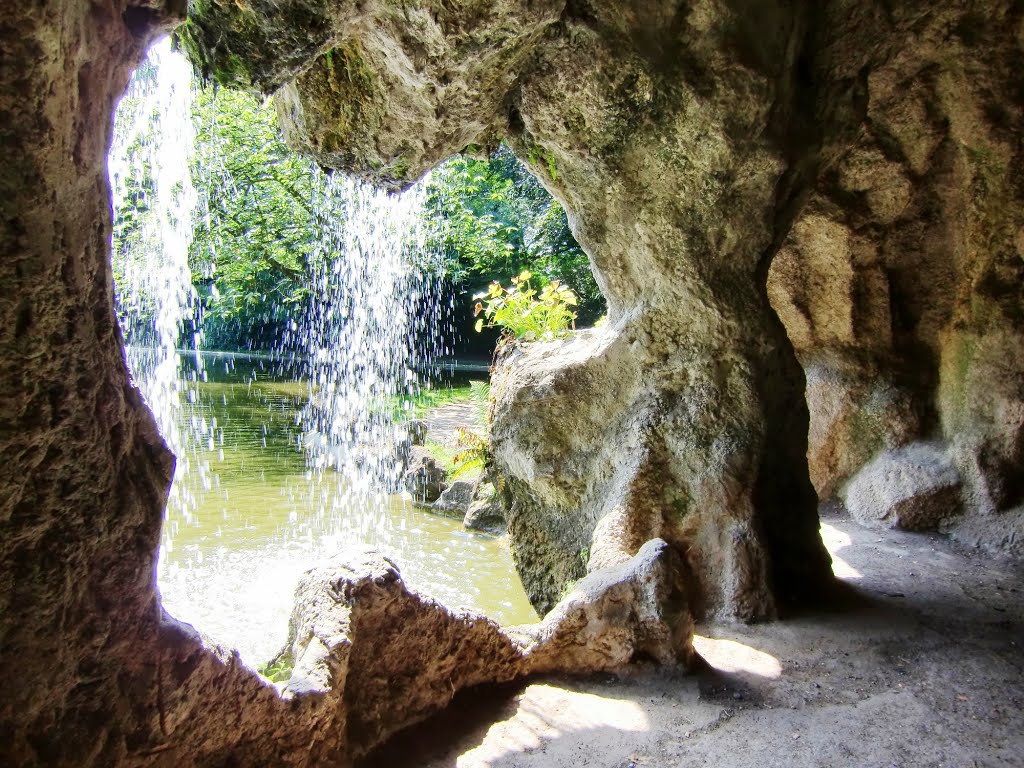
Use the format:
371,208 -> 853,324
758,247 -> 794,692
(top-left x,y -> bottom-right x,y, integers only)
278,547 -> 525,758
842,443 -> 963,531
519,538 -> 693,673
432,479 -> 476,518
403,445 -> 448,504
464,482 -> 506,533
801,357 -> 920,500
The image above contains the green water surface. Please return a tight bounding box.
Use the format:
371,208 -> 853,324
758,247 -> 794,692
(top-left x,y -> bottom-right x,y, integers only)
157,352 -> 537,664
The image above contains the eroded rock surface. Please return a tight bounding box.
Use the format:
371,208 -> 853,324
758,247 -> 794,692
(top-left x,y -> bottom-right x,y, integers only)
519,538 -> 694,673
3,0 -> 1024,764
841,443 -> 963,531
463,481 -> 506,533
157,543 -> 689,764
768,1 -> 1024,555
277,548 -> 525,758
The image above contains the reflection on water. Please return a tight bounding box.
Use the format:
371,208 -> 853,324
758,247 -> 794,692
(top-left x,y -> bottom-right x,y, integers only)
158,352 -> 537,664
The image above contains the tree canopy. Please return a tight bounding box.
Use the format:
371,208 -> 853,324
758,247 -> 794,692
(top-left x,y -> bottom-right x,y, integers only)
114,77 -> 606,354
421,145 -> 605,326
190,86 -> 319,349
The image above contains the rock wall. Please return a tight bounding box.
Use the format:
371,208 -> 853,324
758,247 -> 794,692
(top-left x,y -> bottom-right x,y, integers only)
0,0 -> 179,761
0,6 -> 690,762
489,0 -> 839,619
768,1 -> 1024,554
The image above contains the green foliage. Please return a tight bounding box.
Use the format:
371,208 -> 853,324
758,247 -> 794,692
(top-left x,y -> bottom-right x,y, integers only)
422,144 -> 605,324
451,426 -> 492,479
190,85 -> 320,349
526,145 -> 557,181
256,658 -> 292,683
385,382 -> 475,421
473,271 -> 578,342
114,73 -> 604,353
467,379 -> 491,423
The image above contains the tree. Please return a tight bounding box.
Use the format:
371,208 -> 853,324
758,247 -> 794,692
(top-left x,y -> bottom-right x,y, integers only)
190,85 -> 318,349
421,144 -> 605,326
114,74 -> 604,355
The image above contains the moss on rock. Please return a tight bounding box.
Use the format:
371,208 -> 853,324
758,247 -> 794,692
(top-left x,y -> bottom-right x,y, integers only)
174,0 -> 335,92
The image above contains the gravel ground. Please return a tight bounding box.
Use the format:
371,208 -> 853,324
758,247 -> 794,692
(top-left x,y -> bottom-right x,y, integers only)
362,511 -> 1024,768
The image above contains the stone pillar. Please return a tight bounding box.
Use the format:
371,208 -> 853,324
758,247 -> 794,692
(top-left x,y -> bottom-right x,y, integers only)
488,2 -> 833,619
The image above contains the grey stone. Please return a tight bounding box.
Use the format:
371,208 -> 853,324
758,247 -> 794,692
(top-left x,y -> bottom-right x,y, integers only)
518,538 -> 693,673
277,542 -> 689,757
464,485 -> 506,534
403,445 -> 449,504
842,443 -> 963,531
432,479 -> 476,518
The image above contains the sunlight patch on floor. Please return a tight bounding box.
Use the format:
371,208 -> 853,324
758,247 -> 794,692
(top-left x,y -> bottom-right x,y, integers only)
453,684 -> 648,767
692,636 -> 783,679
821,521 -> 863,579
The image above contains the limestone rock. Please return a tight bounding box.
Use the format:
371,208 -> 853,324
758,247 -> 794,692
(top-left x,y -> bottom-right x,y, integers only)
463,482 -> 506,533
842,443 -> 963,531
937,328 -> 1024,556
802,357 -> 919,500
175,0 -> 335,92
180,0 -> 565,187
432,478 -> 476,518
768,2 -> 1024,555
404,445 -> 448,504
519,539 -> 694,673
279,547 -> 525,757
141,542 -> 694,766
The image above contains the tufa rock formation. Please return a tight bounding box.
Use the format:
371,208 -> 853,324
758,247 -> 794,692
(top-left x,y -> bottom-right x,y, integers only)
1,0 -> 1022,764
841,443 -> 963,531
178,0 -> 845,620
159,542 -> 688,765
768,2 -> 1024,554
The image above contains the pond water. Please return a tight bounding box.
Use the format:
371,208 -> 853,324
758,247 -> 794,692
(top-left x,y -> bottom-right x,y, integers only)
157,352 -> 537,665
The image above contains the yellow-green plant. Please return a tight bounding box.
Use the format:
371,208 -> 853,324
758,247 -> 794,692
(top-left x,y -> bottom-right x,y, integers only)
256,658 -> 292,683
472,270 -> 578,341
451,426 -> 492,479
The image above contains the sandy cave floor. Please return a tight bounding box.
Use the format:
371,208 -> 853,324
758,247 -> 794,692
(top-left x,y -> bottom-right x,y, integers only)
361,510 -> 1024,768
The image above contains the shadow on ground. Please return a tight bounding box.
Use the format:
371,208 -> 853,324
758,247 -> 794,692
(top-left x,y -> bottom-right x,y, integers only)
361,513 -> 1024,768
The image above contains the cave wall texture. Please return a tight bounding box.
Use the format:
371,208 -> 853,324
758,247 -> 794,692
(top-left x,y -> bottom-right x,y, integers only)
767,3 -> 1024,554
0,0 -> 1021,765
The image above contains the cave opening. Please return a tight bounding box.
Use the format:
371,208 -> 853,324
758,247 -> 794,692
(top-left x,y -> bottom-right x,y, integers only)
107,35 -> 616,669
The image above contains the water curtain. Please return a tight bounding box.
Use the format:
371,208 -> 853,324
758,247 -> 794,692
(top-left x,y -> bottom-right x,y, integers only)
108,37 -> 206,526
300,171 -> 441,524
111,37 -> 444,546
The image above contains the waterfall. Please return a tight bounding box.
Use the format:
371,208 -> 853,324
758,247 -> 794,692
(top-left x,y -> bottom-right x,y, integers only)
106,38 -> 524,666
108,37 -> 207,526
297,171 -> 440,523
